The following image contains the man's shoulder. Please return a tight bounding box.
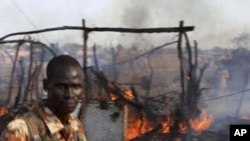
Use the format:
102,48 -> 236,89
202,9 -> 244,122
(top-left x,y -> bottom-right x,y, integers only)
4,108 -> 45,138
7,108 -> 42,129
5,118 -> 29,134
0,112 -> 40,140
18,109 -> 39,119
18,108 -> 45,129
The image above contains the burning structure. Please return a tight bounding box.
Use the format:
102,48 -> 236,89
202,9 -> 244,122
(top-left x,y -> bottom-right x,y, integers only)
75,21 -> 216,141
2,20 -> 249,141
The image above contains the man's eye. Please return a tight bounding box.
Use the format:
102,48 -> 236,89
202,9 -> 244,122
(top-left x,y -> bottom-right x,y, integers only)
56,84 -> 65,89
73,85 -> 81,89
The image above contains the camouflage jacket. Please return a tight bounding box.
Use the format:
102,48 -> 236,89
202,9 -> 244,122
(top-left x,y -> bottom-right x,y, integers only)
0,101 -> 87,141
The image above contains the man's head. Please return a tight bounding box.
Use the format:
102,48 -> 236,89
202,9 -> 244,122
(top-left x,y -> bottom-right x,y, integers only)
43,55 -> 84,115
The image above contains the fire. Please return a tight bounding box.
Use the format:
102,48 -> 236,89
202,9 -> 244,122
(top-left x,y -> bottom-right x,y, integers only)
109,93 -> 118,101
126,110 -> 213,140
108,83 -> 213,139
161,116 -> 172,133
127,112 -> 155,140
179,122 -> 188,133
189,111 -> 213,133
160,117 -> 188,134
109,87 -> 134,101
0,106 -> 7,117
123,90 -> 134,100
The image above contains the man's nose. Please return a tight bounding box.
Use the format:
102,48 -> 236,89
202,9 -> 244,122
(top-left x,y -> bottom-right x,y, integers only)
64,87 -> 74,97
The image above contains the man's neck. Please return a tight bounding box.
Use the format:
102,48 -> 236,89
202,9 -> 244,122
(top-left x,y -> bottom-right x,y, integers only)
46,102 -> 70,124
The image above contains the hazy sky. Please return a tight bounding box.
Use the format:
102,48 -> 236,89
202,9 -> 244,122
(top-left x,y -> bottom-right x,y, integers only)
0,0 -> 250,48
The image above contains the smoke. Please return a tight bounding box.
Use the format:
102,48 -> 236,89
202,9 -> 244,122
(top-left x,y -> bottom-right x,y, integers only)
1,0 -> 249,49
90,0 -> 246,48
199,46 -> 250,122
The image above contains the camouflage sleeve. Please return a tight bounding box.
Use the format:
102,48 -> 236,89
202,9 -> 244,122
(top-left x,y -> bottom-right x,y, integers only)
0,119 -> 29,141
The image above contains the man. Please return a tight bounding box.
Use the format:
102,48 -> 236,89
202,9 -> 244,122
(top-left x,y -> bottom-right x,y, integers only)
219,68 -> 230,95
0,55 -> 87,141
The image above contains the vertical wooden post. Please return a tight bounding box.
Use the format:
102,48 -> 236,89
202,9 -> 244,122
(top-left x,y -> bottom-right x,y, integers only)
14,58 -> 24,108
93,43 -> 99,71
78,19 -> 89,120
23,42 -> 34,103
177,21 -> 185,105
6,43 -> 21,105
82,19 -> 87,70
123,104 -> 129,141
169,21 -> 185,140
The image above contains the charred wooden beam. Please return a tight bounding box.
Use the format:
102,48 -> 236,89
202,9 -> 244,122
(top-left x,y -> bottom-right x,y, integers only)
177,21 -> 185,106
93,71 -> 144,109
131,86 -> 140,103
23,41 -> 35,103
110,47 -> 120,81
93,44 -> 99,71
14,58 -> 25,108
5,41 -> 23,105
0,39 -> 56,56
0,26 -> 194,41
78,19 -> 89,119
35,48 -> 46,99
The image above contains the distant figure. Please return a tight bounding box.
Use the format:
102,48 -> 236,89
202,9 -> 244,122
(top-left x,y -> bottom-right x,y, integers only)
219,69 -> 230,95
0,55 -> 87,141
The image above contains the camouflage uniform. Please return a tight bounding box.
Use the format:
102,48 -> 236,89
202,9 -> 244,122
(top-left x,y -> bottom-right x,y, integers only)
0,101 -> 87,141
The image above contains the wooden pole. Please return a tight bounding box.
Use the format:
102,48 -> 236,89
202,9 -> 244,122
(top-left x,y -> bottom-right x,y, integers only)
93,44 -> 99,71
169,21 -> 184,140
14,57 -> 25,108
78,19 -> 89,120
123,104 -> 129,141
177,21 -> 185,106
0,26 -> 194,41
5,42 -> 22,105
23,42 -> 34,103
0,40 -> 56,56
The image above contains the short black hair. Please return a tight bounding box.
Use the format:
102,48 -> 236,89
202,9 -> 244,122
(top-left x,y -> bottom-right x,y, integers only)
46,55 -> 82,79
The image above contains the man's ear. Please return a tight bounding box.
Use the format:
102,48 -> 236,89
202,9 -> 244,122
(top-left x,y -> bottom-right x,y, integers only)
43,79 -> 48,91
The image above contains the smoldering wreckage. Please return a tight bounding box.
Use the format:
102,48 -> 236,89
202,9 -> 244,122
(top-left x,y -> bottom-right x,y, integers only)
0,20 -> 250,141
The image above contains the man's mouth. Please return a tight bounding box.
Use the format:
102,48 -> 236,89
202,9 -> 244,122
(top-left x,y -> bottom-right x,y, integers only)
64,101 -> 76,107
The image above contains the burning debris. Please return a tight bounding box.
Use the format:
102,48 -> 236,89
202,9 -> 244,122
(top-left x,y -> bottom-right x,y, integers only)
189,111 -> 213,134
125,107 -> 213,141
3,21 -> 249,141
89,51 -> 213,140
69,21 -> 214,140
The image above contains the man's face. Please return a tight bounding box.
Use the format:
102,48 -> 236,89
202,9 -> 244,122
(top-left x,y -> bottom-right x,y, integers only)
45,66 -> 84,115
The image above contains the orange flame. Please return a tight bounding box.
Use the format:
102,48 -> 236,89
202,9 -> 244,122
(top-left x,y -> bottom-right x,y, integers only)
161,116 -> 172,133
127,112 -> 155,140
123,90 -> 134,100
179,122 -> 188,133
109,93 -> 118,101
0,106 -> 7,117
189,111 -> 213,133
109,89 -> 134,101
126,111 -> 213,140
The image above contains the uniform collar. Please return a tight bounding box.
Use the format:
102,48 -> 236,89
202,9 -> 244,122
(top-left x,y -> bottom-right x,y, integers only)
35,102 -> 80,135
